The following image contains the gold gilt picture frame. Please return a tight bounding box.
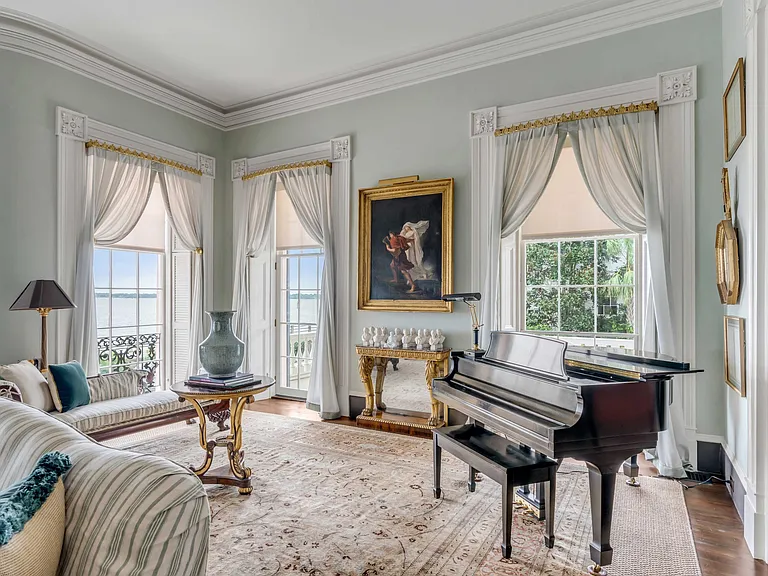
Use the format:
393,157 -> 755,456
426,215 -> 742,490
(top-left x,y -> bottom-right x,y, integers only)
724,57 -> 746,161
358,177 -> 453,312
724,315 -> 746,397
716,168 -> 740,305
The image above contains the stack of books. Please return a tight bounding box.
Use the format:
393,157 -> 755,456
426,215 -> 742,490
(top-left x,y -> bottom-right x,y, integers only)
186,372 -> 259,390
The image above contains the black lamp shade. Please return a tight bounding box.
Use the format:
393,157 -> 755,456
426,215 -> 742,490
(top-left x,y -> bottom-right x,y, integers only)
10,280 -> 76,311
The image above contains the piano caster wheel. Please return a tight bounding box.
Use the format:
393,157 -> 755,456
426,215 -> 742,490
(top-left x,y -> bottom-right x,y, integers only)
587,564 -> 607,576
626,477 -> 640,488
433,488 -> 442,499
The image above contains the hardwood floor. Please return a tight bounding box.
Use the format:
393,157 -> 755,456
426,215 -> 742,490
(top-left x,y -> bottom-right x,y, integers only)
247,398 -> 767,576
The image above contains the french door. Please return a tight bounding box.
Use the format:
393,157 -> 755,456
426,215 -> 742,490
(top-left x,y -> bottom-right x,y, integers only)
274,247 -> 324,399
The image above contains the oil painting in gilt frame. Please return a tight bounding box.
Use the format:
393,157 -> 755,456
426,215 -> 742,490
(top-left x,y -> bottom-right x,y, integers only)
358,177 -> 453,312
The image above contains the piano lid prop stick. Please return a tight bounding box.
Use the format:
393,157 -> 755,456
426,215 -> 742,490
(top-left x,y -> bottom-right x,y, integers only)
441,293 -> 485,358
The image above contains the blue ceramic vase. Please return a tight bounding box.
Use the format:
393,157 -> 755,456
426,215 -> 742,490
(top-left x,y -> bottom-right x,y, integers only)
199,311 -> 245,378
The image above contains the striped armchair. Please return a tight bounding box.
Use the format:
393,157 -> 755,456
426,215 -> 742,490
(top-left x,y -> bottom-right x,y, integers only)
0,398 -> 210,576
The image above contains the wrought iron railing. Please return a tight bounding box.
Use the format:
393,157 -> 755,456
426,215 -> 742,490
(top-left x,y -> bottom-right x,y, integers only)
97,333 -> 161,385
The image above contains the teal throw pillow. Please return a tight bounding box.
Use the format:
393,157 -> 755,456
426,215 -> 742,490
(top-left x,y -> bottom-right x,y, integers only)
47,361 -> 90,412
0,452 -> 72,545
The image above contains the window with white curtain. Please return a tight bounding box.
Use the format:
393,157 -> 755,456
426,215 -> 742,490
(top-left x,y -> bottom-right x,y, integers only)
95,179 -> 166,384
504,137 -> 644,349
93,177 -> 192,388
274,179 -> 324,399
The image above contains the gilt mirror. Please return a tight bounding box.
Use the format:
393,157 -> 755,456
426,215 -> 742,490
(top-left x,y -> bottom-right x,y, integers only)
716,168 -> 740,305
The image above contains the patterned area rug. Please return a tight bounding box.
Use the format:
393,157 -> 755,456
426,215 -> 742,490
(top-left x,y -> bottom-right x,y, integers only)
109,413 -> 701,576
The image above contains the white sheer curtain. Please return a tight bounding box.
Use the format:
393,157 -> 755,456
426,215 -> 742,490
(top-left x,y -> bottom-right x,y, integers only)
481,125 -> 566,345
69,148 -> 154,375
279,165 -> 340,419
232,173 -> 278,372
569,110 -> 687,478
158,167 -> 206,377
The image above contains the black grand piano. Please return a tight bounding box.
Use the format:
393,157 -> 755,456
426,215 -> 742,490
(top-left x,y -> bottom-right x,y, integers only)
433,331 -> 699,575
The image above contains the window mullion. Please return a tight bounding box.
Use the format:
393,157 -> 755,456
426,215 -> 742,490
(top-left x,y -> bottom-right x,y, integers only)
108,250 -> 113,374
593,239 -> 598,338
557,241 -> 561,332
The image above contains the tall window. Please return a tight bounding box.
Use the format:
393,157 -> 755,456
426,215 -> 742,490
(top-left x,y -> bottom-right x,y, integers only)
94,180 -> 166,383
275,181 -> 324,398
507,137 -> 643,349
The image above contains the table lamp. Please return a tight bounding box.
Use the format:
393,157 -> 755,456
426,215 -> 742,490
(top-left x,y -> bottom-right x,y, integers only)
10,280 -> 76,371
441,293 -> 485,359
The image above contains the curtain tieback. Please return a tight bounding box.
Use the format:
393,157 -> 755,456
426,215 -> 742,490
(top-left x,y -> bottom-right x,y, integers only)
195,247 -> 203,255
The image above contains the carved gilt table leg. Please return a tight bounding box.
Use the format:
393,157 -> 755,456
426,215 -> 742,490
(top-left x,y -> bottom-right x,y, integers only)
374,357 -> 388,412
425,360 -> 443,427
227,396 -> 252,495
188,398 -> 215,477
358,355 -> 375,416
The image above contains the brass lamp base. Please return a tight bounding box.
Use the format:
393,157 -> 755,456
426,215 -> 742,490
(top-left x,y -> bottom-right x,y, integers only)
38,308 -> 51,371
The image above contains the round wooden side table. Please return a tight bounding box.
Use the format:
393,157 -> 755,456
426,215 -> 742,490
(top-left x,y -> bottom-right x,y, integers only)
171,377 -> 275,495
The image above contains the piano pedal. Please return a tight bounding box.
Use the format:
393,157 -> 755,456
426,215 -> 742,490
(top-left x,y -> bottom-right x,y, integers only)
625,476 -> 640,488
587,564 -> 607,576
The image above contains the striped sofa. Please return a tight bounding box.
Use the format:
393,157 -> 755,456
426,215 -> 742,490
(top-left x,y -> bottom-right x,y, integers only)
0,370 -> 226,441
0,398 -> 210,575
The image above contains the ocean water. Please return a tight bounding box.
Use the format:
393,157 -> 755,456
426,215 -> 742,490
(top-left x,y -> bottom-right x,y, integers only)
96,293 -> 161,336
96,293 -> 320,335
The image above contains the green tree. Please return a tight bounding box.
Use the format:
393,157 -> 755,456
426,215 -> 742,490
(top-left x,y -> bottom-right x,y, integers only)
525,237 -> 635,334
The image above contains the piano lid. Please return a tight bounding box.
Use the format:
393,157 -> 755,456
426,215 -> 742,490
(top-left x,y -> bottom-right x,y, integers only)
565,345 -> 700,379
483,332 -> 568,382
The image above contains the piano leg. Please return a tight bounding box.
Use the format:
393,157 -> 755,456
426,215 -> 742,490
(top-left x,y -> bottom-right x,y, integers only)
468,466 -> 477,492
544,475 -> 556,549
433,434 -> 442,499
374,357 -> 388,412
501,484 -> 514,559
623,455 -> 640,487
586,461 -> 619,576
357,356 -> 375,417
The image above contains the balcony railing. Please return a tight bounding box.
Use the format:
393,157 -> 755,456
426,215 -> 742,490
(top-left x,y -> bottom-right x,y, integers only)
285,326 -> 315,389
97,332 -> 161,387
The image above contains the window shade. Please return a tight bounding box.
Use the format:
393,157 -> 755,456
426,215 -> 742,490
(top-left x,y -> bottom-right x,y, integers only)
522,143 -> 623,238
170,230 -> 191,384
114,180 -> 166,251
276,182 -> 319,249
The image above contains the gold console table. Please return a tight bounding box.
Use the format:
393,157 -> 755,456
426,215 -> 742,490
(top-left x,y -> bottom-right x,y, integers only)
355,346 -> 451,432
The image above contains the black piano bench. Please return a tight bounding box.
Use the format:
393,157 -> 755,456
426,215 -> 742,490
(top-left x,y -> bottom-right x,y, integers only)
433,424 -> 558,558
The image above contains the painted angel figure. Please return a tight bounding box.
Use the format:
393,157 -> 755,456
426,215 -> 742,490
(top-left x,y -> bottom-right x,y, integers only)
400,220 -> 430,280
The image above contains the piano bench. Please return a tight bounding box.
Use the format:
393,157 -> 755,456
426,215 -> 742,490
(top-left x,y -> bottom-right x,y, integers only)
433,424 -> 558,558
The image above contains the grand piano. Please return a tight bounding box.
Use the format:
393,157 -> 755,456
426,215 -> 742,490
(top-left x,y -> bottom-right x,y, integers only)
432,331 -> 699,575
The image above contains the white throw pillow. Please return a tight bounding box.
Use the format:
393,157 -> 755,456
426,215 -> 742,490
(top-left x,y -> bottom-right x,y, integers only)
0,362 -> 53,411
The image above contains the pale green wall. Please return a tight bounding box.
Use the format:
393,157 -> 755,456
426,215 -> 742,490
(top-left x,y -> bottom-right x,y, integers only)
721,0 -> 750,473
0,10 -> 727,436
0,50 -> 228,367
224,10 -> 726,434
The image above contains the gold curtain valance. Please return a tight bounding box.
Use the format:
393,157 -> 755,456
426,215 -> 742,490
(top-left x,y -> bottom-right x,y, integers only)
85,140 -> 203,176
494,101 -> 659,137
241,159 -> 332,181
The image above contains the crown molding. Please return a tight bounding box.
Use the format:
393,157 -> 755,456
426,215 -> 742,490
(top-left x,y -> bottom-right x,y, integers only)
1,0 -> 721,132
0,9 -> 224,128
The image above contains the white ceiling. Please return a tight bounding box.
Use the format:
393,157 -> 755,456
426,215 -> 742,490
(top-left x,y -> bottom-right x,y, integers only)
0,0 -> 637,109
